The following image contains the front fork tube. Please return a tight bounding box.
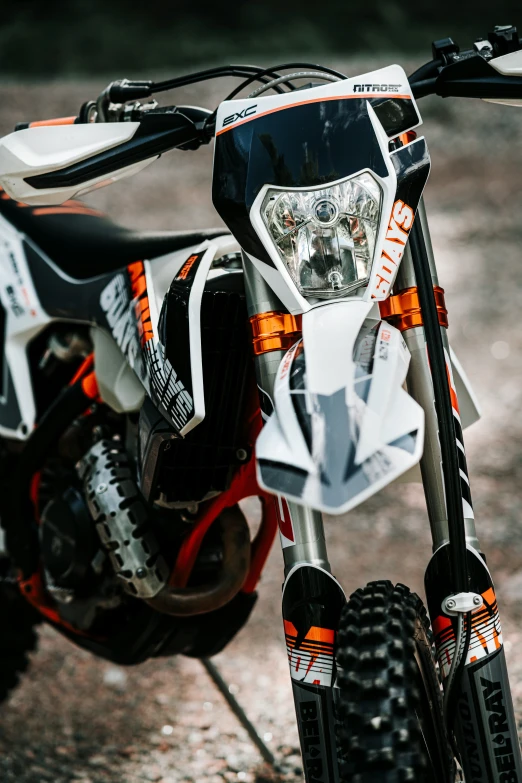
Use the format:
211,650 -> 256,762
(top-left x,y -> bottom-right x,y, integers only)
425,543 -> 522,782
399,201 -> 522,780
243,257 -> 345,782
395,208 -> 478,553
281,503 -> 346,783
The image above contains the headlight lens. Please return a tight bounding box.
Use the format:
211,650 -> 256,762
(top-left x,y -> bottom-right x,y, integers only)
261,173 -> 382,298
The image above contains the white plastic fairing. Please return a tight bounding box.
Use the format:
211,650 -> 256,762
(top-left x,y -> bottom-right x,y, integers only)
485,51 -> 522,106
91,328 -> 146,414
483,98 -> 522,108
256,301 -> 425,514
490,49 -> 522,76
0,123 -> 157,205
0,214 -> 52,439
215,64 -> 419,135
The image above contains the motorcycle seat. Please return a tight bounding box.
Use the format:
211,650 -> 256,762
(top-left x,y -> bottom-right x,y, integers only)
0,189 -> 228,280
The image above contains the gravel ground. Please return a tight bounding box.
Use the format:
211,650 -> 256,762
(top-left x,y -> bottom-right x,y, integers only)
2,58 -> 522,782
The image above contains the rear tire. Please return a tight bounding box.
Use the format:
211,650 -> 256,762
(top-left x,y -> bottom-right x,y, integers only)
335,580 -> 454,782
0,558 -> 40,704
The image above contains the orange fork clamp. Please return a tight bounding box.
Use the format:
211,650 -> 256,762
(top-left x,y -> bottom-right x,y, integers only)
379,285 -> 448,332
249,311 -> 302,355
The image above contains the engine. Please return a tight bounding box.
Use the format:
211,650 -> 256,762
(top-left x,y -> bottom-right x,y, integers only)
2,263 -> 258,663
32,416 -> 256,664
39,434 -> 170,631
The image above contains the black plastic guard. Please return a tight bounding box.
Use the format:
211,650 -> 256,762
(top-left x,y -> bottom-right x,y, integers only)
282,565 -> 346,783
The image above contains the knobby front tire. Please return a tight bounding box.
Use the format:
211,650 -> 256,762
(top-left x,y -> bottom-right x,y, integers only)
335,580 -> 454,782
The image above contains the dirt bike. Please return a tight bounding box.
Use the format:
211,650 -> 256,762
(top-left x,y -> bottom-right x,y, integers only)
0,22 -> 522,783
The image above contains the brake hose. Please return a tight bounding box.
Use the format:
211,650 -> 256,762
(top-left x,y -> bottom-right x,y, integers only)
408,212 -> 471,738
443,612 -> 464,722
409,215 -> 468,594
445,611 -> 472,741
224,61 -> 347,101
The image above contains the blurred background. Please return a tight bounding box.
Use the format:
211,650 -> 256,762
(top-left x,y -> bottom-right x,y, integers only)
0,0 -> 521,75
2,4 -> 522,783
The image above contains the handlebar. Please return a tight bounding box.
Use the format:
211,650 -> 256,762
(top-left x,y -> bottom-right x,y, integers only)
409,26 -> 522,100
14,23 -> 522,161
409,55 -> 522,102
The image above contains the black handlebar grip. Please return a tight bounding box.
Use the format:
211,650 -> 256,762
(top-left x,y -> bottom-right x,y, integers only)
108,80 -> 153,103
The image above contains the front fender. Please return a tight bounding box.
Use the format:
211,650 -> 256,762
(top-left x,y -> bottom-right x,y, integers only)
255,300 -> 425,515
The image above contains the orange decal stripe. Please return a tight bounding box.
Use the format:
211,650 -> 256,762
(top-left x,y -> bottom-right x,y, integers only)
28,116 -> 76,128
433,614 -> 452,637
445,361 -> 460,415
130,275 -> 147,301
137,295 -> 150,317
141,321 -> 154,344
284,620 -> 298,636
286,637 -> 334,652
127,261 -> 155,346
473,625 -> 489,652
482,587 -> 496,606
127,260 -> 144,281
305,626 -> 335,644
178,254 -> 199,280
31,207 -> 104,217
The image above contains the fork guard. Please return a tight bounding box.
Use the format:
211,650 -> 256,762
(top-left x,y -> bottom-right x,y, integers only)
256,300 -> 425,515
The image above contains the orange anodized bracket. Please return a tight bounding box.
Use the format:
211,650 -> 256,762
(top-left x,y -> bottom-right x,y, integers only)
249,311 -> 302,356
379,285 -> 448,332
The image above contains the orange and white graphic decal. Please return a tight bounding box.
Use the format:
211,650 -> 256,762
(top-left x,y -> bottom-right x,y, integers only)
128,261 -> 153,345
444,347 -> 474,519
284,621 -> 336,686
433,588 -> 503,679
445,348 -> 461,419
371,199 -> 414,299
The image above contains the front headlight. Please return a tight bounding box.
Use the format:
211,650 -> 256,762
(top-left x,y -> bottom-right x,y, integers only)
261,173 -> 382,299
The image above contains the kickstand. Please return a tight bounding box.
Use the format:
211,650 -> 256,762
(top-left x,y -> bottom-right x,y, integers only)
201,657 -> 279,770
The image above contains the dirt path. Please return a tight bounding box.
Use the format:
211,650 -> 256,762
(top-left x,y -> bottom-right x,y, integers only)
2,62 -> 522,782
